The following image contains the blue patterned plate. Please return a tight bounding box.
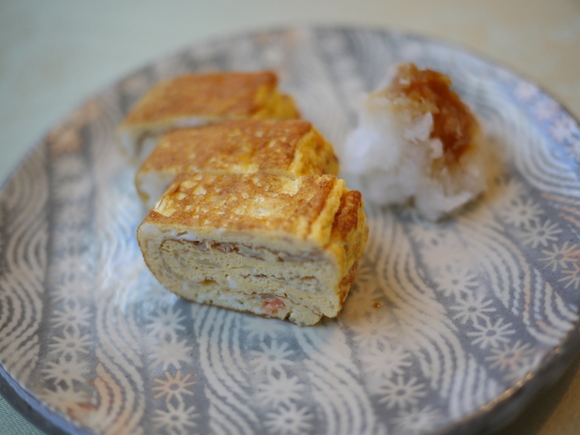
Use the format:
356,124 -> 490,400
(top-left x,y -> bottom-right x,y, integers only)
1,27 -> 580,435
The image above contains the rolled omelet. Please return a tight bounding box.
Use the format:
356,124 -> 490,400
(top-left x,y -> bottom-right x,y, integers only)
137,172 -> 368,326
135,119 -> 339,209
118,71 -> 301,164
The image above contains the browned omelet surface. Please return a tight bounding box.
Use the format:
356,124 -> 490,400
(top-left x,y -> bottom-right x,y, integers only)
122,71 -> 298,126
328,190 -> 368,302
149,172 -> 344,243
141,119 -> 338,176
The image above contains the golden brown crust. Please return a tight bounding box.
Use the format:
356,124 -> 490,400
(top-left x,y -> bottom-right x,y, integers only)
142,119 -> 314,175
329,190 -> 368,298
148,172 -> 343,241
331,190 -> 364,241
121,71 -> 295,126
290,128 -> 339,177
338,260 -> 360,303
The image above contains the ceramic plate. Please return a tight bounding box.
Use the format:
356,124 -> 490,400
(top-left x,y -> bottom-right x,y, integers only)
1,27 -> 580,435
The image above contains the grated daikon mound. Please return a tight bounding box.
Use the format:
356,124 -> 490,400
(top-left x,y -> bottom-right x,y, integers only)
342,63 -> 489,221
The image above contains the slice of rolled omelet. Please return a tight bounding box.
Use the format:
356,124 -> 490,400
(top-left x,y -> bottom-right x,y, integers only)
117,71 -> 301,164
137,172 -> 368,326
135,119 -> 339,209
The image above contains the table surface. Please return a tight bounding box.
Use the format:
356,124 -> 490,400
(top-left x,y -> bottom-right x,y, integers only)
1,1 -> 579,434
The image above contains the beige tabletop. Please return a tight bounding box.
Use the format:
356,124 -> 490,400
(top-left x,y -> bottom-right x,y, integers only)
1,1 -> 579,434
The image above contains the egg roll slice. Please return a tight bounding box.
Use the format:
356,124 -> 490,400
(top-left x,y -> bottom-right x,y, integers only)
137,172 -> 367,326
135,119 -> 339,208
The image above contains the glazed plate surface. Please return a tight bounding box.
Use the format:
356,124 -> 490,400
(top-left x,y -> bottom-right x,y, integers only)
1,27 -> 580,435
